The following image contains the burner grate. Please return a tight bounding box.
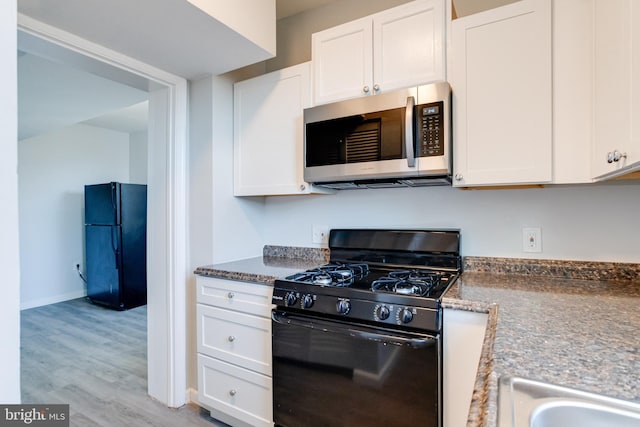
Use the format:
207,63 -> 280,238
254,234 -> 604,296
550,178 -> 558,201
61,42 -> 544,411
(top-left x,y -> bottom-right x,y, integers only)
285,263 -> 369,287
371,270 -> 442,296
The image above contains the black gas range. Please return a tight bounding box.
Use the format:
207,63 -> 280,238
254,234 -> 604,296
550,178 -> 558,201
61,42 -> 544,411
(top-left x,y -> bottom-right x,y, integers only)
271,229 -> 461,427
272,228 -> 461,333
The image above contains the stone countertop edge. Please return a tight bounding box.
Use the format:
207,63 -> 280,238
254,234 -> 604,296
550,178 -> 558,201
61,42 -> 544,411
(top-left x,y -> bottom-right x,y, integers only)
442,295 -> 498,427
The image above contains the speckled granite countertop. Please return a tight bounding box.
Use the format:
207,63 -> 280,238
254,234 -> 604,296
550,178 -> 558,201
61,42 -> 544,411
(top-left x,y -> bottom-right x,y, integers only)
194,250 -> 640,427
193,245 -> 328,285
445,259 -> 640,427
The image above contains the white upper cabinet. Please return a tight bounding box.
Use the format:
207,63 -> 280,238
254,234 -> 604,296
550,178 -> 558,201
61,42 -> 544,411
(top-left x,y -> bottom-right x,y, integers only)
312,0 -> 445,105
234,62 -> 331,196
450,0 -> 552,186
373,0 -> 445,95
312,16 -> 373,105
551,0 -> 594,184
592,0 -> 640,180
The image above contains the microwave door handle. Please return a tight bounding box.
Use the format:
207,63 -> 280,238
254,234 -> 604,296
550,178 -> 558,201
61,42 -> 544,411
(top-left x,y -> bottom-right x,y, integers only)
405,96 -> 416,167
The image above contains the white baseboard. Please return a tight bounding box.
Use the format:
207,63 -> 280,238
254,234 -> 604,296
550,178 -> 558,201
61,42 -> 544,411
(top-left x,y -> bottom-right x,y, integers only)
21,290 -> 87,310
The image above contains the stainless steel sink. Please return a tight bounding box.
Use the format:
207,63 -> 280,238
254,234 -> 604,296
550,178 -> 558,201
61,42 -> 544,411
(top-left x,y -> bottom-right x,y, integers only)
498,376 -> 640,427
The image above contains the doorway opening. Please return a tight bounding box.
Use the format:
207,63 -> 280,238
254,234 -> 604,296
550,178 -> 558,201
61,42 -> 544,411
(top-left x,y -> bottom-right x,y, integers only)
17,18 -> 188,408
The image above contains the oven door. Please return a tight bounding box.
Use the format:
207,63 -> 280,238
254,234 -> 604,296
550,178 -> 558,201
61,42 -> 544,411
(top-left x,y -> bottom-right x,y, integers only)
272,310 -> 441,427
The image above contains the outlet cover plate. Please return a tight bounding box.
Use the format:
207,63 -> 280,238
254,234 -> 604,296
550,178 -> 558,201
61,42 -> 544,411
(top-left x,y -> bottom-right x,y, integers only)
312,225 -> 330,245
522,227 -> 542,253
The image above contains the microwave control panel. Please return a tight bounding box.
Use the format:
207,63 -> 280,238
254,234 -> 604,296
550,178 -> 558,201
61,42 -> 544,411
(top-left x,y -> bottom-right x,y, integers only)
415,101 -> 444,157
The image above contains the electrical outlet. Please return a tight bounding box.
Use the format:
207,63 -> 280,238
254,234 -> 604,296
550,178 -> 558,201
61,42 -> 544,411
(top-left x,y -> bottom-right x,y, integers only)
522,227 -> 542,253
312,225 -> 330,245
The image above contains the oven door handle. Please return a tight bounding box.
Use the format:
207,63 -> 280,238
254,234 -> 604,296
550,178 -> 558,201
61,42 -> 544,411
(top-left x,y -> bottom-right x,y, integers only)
272,311 -> 437,348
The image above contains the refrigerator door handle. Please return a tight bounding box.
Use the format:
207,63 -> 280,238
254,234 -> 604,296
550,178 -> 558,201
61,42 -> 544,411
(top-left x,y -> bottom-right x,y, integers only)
111,226 -> 120,269
111,182 -> 119,225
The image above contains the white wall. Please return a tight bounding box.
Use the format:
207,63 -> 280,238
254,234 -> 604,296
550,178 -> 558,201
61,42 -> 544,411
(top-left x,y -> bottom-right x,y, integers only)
18,124 -> 131,309
188,77 -> 215,392
211,74 -> 266,263
187,0 -> 276,57
130,130 -> 148,184
187,74 -> 268,390
0,0 -> 21,404
189,74 -> 266,268
262,182 -> 640,263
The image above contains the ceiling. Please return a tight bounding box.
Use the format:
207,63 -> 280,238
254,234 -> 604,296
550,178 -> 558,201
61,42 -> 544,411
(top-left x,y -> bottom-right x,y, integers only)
17,0 -> 339,140
18,51 -> 148,141
17,0 -> 277,79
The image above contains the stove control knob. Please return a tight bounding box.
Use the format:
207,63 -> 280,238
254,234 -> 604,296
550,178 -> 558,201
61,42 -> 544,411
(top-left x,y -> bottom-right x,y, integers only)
302,294 -> 314,309
337,299 -> 351,315
377,305 -> 391,320
400,308 -> 414,324
285,292 -> 297,307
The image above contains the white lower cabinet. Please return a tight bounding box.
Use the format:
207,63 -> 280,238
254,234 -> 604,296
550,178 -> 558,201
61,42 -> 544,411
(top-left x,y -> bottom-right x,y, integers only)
196,276 -> 274,427
443,308 -> 488,427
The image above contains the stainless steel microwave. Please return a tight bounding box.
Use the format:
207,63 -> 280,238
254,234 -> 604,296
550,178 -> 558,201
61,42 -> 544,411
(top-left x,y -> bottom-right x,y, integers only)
303,82 -> 451,189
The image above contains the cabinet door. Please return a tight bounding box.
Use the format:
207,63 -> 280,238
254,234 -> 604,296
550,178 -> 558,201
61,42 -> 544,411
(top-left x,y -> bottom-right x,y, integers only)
593,0 -> 640,179
234,62 -> 320,196
633,2 -> 640,172
451,0 -> 552,186
373,0 -> 444,93
312,17 -> 373,105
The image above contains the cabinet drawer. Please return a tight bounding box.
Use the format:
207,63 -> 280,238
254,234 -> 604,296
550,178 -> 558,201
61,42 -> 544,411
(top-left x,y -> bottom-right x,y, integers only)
197,304 -> 271,376
198,354 -> 273,427
196,276 -> 273,317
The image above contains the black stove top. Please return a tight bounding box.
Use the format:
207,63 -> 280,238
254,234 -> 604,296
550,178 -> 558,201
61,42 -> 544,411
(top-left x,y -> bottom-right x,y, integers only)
273,229 -> 461,333
281,262 -> 454,298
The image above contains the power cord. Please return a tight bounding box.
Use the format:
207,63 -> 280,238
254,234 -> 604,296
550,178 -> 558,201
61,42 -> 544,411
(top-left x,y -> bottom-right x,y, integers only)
76,263 -> 87,284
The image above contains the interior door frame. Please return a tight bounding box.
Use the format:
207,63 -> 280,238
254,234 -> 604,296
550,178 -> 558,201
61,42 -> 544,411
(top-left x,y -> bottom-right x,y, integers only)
17,14 -> 188,408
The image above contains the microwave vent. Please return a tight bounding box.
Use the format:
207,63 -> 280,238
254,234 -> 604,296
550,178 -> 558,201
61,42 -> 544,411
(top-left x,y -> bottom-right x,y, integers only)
346,129 -> 380,163
315,175 -> 452,190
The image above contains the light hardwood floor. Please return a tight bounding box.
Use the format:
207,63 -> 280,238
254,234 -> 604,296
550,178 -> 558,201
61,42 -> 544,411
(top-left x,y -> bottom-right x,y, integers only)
21,298 -> 228,427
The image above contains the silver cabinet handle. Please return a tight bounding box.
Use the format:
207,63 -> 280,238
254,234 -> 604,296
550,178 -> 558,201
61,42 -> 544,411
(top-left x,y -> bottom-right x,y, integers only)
228,335 -> 236,342
373,84 -> 380,92
607,150 -> 627,163
454,174 -> 464,181
229,389 -> 237,396
614,151 -> 627,162
363,85 -> 370,93
227,292 -> 234,299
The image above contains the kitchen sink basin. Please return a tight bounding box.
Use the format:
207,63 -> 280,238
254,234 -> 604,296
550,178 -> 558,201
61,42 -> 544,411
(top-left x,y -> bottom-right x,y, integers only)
498,376 -> 640,427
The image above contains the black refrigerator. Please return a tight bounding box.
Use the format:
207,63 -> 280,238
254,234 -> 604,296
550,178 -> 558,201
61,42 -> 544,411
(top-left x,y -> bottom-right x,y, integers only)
84,182 -> 147,310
